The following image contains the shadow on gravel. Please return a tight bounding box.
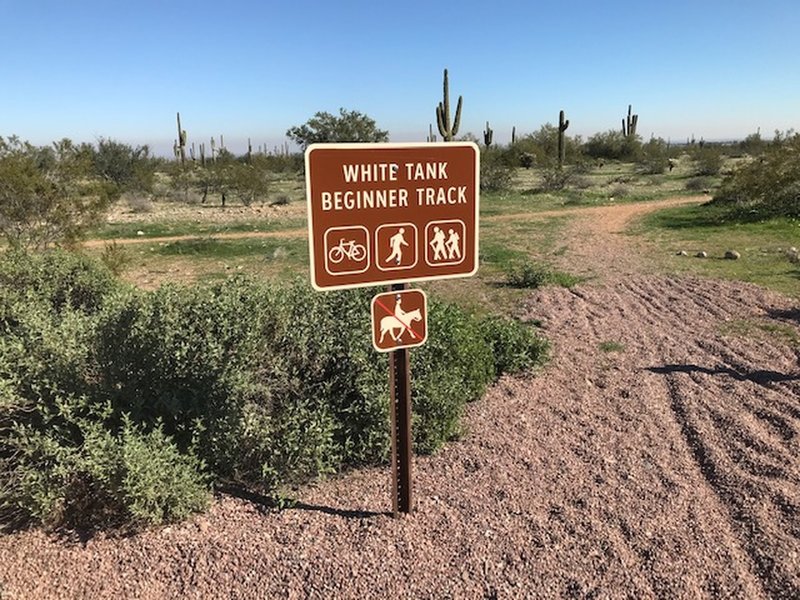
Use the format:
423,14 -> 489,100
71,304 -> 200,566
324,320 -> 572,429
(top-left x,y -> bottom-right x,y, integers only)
647,364 -> 800,385
217,484 -> 388,519
767,306 -> 800,324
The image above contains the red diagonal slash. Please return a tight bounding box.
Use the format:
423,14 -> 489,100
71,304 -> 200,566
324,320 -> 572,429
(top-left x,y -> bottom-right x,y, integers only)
375,296 -> 420,341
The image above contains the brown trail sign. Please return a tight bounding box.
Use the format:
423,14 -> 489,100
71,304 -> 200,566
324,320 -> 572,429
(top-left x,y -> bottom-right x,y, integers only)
305,142 -> 479,291
304,142 -> 480,516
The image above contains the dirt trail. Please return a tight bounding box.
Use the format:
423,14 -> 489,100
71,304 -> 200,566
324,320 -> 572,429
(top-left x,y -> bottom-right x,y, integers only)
2,195 -> 799,599
79,195 -> 704,250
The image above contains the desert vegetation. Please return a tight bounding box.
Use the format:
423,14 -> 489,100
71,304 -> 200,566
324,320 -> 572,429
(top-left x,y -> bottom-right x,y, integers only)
1,73 -> 798,539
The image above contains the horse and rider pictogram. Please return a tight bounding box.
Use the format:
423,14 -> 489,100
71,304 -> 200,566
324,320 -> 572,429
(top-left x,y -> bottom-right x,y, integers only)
371,289 -> 427,352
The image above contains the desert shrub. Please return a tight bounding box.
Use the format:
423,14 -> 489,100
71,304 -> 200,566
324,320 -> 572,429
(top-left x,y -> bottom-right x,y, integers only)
100,241 -> 132,276
480,148 -> 515,192
1,252 -> 551,528
505,261 -> 551,288
92,138 -> 156,197
126,194 -> 153,213
0,249 -> 120,315
712,132 -> 800,219
609,185 -> 630,198
539,163 -> 572,191
519,152 -> 535,169
411,300 -> 494,453
691,145 -> 724,176
0,287 -> 207,529
479,315 -> 549,378
637,138 -> 671,174
685,177 -> 713,192
0,137 -> 113,250
2,406 -> 209,529
584,130 -> 641,161
505,260 -> 581,289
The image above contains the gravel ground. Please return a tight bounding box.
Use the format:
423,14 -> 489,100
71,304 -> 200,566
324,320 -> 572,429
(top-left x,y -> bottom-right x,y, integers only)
2,199 -> 798,599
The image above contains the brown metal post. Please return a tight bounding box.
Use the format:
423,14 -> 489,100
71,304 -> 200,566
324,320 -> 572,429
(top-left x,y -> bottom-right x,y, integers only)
389,282 -> 413,515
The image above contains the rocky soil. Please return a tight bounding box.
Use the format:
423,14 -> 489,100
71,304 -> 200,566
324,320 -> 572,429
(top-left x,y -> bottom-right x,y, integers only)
2,198 -> 798,599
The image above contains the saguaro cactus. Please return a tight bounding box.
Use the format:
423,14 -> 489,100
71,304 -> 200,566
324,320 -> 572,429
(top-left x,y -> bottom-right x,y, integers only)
558,110 -> 570,166
511,126 -> 516,145
483,121 -> 493,148
176,112 -> 187,166
427,124 -> 437,143
622,104 -> 638,138
436,68 -> 462,142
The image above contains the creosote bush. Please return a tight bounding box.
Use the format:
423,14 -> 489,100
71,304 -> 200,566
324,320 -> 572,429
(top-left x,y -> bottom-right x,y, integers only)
505,260 -> 582,289
712,131 -> 800,219
0,251 -> 549,530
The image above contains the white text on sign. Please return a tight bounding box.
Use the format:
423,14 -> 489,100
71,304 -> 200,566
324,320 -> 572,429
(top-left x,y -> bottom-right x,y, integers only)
341,162 -> 449,183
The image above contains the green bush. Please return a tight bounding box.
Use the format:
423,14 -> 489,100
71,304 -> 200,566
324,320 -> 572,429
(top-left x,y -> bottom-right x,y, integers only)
505,260 -> 581,289
3,407 -> 208,529
712,132 -> 800,219
479,315 -> 550,378
637,138 -> 671,174
480,148 -> 515,192
0,249 -> 120,314
691,145 -> 724,176
1,252 -> 551,529
584,130 -> 641,161
0,137 -> 113,250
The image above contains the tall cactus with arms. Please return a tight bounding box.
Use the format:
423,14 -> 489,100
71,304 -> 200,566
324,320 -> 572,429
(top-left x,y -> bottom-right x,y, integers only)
436,69 -> 462,142
558,110 -> 570,167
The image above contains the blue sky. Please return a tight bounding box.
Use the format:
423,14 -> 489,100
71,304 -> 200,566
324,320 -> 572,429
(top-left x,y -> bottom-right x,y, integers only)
2,0 -> 799,155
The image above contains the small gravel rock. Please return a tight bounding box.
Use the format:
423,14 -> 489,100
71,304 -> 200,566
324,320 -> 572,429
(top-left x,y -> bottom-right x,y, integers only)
724,250 -> 741,260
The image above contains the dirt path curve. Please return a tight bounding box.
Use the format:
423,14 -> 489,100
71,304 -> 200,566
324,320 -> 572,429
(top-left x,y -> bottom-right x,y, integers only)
2,195 -> 799,599
78,195 -> 705,250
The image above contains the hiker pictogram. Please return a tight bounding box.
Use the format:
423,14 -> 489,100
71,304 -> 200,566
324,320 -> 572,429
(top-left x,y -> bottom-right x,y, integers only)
425,220 -> 466,267
371,289 -> 428,352
324,226 -> 370,276
386,228 -> 409,265
375,223 -> 418,272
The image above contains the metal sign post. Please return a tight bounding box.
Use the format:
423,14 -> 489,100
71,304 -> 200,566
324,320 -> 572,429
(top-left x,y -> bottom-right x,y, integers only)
389,282 -> 413,515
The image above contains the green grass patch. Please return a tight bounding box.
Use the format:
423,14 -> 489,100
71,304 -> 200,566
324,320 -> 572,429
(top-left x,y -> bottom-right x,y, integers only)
634,203 -> 800,297
719,319 -> 800,348
90,217 -> 306,240
599,340 -> 625,353
155,236 -> 308,263
504,260 -> 582,289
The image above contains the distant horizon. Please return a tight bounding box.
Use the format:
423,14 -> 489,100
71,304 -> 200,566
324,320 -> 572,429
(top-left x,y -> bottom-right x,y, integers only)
2,124 -> 785,160
3,1 -> 798,158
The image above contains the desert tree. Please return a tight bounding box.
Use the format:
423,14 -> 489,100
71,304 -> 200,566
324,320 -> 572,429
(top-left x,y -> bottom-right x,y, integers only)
0,137 -> 113,250
286,108 -> 388,150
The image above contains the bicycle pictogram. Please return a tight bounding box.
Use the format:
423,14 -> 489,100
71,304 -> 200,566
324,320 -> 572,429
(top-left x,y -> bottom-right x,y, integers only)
323,225 -> 370,276
328,238 -> 367,264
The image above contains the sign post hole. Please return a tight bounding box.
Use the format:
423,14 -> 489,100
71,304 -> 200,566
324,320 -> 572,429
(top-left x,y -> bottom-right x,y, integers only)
388,282 -> 413,515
